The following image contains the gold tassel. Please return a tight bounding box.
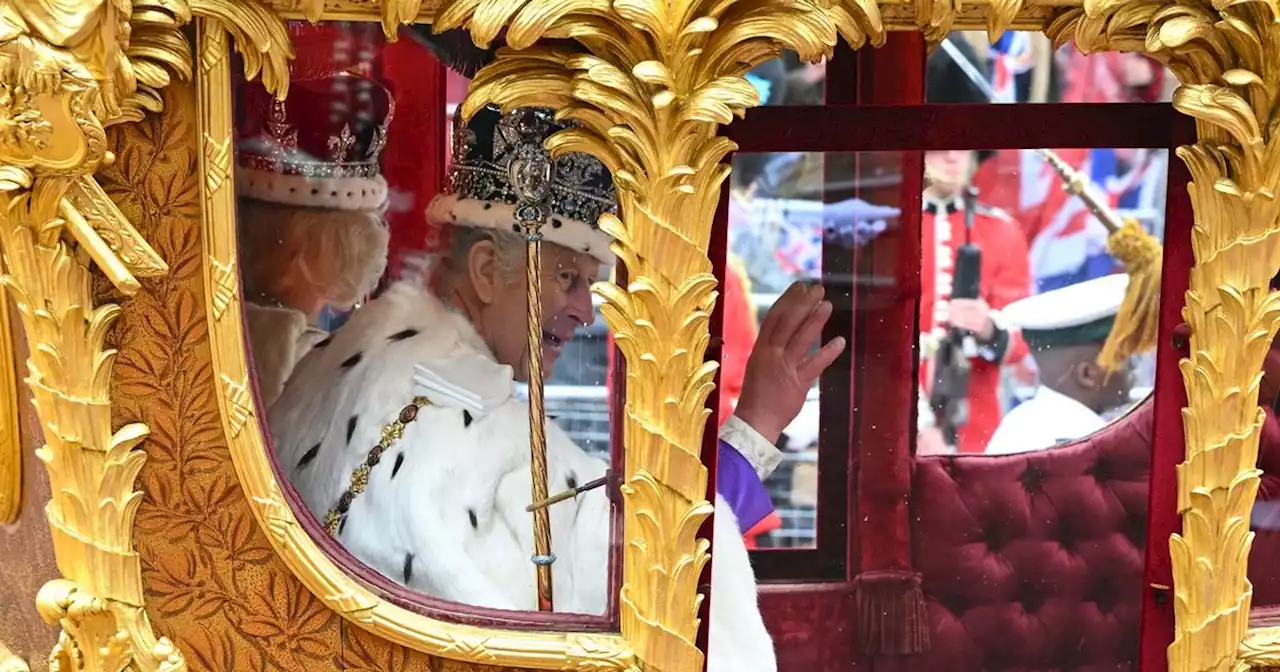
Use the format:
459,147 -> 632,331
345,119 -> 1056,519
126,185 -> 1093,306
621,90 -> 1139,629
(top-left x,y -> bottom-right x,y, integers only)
1097,218 -> 1162,372
1033,150 -> 1163,372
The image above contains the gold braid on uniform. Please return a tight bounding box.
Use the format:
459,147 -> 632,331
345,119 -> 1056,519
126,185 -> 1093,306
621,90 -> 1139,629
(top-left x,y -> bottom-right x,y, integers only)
324,397 -> 432,536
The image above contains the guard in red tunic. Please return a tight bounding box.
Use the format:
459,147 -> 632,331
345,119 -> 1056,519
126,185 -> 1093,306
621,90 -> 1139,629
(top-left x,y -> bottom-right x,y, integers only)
919,38 -> 1032,453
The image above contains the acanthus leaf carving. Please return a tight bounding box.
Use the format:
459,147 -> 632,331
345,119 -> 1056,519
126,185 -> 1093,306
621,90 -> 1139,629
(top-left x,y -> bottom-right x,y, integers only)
0,0 -> 195,667
1050,0 -> 1280,669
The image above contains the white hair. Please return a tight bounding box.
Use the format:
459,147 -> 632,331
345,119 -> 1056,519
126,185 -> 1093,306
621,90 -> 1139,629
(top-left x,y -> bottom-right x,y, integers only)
405,225 -> 526,296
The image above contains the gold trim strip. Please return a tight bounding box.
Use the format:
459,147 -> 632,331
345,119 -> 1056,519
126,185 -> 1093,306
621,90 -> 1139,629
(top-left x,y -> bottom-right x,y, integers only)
0,287 -> 20,524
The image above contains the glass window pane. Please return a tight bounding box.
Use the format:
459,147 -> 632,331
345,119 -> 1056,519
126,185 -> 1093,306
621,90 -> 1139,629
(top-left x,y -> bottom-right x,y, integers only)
730,151 -> 903,554
919,146 -> 1167,455
927,32 -> 1176,105
237,22 -> 621,624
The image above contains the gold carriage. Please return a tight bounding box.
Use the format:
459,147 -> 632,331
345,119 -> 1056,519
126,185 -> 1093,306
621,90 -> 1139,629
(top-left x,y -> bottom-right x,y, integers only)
1,0 -> 1279,671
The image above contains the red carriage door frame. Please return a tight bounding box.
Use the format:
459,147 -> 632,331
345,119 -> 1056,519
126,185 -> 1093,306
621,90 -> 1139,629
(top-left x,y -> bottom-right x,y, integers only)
1140,111 -> 1195,672
719,37 -> 1185,672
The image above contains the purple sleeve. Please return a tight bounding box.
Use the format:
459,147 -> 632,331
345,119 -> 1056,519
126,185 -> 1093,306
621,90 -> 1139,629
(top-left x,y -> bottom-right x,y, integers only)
715,439 -> 776,534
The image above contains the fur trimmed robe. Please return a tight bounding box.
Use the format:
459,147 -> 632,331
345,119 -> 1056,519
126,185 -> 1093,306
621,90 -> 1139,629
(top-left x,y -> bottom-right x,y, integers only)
269,279 -> 778,670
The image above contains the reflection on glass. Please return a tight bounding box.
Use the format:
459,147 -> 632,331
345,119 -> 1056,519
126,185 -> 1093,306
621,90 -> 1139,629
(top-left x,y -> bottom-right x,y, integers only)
917,142 -> 1167,457
927,32 -> 1176,105
730,151 -> 902,550
747,52 -> 825,105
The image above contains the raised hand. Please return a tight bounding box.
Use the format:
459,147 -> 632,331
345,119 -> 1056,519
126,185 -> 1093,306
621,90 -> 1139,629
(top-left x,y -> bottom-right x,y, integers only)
734,282 -> 846,445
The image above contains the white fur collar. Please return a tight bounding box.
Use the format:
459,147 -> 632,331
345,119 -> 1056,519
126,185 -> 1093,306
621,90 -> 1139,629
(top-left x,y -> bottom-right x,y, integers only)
336,277 -> 494,363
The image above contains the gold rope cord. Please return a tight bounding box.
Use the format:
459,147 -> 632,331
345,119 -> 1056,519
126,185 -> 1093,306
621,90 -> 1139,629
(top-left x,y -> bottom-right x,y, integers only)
523,230 -> 555,612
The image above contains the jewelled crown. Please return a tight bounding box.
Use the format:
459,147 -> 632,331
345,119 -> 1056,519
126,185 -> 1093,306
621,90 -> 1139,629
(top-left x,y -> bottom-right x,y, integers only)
237,74 -> 394,211
426,105 -> 619,263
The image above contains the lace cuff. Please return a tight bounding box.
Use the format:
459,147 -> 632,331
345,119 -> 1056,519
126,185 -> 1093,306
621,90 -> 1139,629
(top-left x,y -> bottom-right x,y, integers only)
718,415 -> 783,480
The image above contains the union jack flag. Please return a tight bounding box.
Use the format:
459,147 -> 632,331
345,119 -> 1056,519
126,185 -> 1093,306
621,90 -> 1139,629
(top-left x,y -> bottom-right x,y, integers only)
989,33 -> 1037,103
1007,149 -> 1120,294
975,146 -> 1168,296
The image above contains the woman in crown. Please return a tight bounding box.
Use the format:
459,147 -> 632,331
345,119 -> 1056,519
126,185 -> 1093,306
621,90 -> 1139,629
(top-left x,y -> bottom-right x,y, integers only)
234,25 -> 392,408
268,105 -> 842,670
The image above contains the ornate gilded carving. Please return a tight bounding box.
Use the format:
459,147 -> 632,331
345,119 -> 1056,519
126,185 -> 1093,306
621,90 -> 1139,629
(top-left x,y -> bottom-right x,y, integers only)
0,283 -> 19,524
0,159 -> 184,671
0,638 -> 29,672
4,0 -> 1274,671
0,83 -> 52,152
1045,2 -> 1280,670
0,0 -> 191,669
424,0 -> 883,665
64,176 -> 170,279
258,0 -> 1067,36
1240,626 -> 1280,670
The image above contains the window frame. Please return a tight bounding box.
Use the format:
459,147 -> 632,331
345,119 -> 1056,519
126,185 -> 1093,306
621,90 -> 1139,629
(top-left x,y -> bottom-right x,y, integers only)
726,39 -> 1180,584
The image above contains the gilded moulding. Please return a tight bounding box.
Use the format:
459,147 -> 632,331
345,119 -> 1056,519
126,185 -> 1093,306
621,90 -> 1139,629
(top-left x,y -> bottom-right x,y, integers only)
0,285 -> 20,524
0,638 -> 29,672
1044,2 -> 1280,670
0,1 -> 190,670
257,0 -> 1071,37
194,17 -> 637,669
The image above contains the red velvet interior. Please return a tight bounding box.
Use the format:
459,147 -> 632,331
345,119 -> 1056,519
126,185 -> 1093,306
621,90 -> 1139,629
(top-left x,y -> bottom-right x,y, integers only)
908,400 -> 1153,671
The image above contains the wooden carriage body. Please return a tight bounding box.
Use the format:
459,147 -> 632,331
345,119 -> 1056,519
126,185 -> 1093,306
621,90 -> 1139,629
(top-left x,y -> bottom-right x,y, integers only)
1,1 -> 1279,671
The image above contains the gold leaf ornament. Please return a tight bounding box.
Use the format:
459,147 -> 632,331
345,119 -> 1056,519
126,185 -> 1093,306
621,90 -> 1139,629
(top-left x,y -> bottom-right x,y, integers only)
188,0 -> 294,98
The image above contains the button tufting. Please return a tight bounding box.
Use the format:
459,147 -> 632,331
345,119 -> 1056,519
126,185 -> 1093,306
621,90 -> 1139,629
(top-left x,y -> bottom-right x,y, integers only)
1019,464 -> 1046,492
1019,579 -> 1044,613
1088,459 -> 1112,483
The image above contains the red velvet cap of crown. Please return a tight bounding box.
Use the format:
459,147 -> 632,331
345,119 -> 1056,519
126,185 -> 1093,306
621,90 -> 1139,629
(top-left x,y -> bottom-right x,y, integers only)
287,21 -> 387,80
237,74 -> 394,210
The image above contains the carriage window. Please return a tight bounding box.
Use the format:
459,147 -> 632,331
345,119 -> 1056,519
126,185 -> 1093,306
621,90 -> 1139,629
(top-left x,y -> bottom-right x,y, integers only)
233,20 -> 621,625
927,32 -> 1176,105
919,146 -> 1167,455
730,150 -> 902,572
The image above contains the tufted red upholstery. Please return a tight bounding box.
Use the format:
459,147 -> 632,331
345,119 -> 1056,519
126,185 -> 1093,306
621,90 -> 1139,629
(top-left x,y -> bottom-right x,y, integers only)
910,399 -> 1153,671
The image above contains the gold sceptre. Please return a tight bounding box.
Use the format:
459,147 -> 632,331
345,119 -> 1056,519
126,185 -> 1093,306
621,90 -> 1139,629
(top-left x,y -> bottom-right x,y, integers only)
510,155 -> 556,612
1035,149 -> 1163,372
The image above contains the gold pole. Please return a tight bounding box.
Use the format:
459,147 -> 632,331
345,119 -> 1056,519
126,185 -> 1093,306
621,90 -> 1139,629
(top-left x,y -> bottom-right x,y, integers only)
511,156 -> 555,612
1034,149 -> 1124,233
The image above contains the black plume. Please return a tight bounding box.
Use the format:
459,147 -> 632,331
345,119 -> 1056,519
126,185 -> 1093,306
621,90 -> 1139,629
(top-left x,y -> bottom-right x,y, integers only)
404,26 -> 499,78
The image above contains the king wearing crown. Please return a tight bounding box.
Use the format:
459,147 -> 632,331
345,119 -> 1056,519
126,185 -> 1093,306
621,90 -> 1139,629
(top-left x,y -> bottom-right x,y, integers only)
269,103 -> 843,669
236,59 -> 394,407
